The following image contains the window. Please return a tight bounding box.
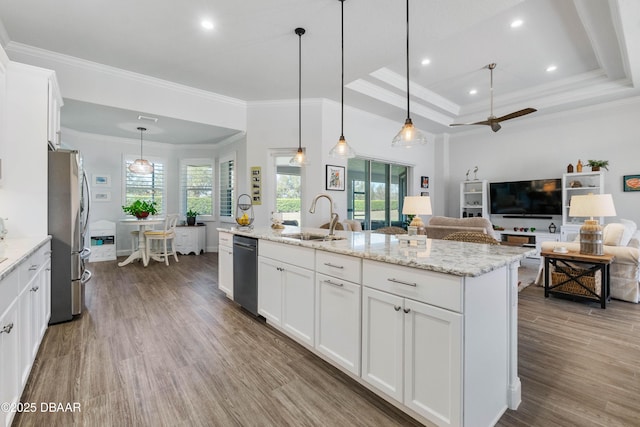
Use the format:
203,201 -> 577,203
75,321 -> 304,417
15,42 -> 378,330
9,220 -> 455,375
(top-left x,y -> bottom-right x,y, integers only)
124,156 -> 165,214
219,153 -> 235,220
347,158 -> 408,230
273,151 -> 302,225
180,159 -> 213,217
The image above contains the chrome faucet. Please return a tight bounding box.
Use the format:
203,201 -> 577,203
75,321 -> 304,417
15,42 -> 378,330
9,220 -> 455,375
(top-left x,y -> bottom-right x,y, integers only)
309,193 -> 339,236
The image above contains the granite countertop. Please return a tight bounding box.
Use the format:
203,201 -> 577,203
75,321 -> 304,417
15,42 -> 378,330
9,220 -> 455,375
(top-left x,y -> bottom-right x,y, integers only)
0,236 -> 52,281
218,226 -> 535,277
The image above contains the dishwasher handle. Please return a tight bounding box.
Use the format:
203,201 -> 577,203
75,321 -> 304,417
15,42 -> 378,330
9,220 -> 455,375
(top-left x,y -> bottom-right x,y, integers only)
234,241 -> 256,250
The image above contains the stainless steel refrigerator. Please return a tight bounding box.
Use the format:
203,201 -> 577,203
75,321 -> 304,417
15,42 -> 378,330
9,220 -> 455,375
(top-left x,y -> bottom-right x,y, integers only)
48,149 -> 92,324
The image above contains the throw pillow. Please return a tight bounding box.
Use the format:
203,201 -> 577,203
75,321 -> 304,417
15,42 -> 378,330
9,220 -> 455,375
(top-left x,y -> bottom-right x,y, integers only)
619,218 -> 638,246
603,223 -> 625,246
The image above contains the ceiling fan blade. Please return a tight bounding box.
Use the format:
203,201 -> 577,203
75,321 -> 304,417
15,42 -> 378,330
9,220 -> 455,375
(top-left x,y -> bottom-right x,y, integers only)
449,120 -> 491,128
494,108 -> 537,123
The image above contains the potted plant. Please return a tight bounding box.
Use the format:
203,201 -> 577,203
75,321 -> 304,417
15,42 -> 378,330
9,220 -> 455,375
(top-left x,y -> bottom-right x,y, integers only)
186,209 -> 198,226
586,160 -> 609,171
122,200 -> 158,219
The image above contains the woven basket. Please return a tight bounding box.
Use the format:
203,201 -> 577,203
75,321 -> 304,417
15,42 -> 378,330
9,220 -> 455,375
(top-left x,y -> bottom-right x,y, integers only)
551,266 -> 601,297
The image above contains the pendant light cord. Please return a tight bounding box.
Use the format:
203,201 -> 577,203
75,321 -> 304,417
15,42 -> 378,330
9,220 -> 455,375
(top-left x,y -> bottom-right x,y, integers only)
340,0 -> 345,138
405,0 -> 410,119
298,29 -> 302,151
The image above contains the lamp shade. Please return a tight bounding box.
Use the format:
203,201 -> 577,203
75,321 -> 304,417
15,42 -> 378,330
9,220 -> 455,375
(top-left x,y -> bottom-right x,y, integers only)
568,194 -> 616,218
402,196 -> 432,216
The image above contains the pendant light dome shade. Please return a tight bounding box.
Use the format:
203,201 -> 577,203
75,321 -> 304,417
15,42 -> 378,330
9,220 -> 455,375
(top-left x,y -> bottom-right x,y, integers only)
329,0 -> 355,159
290,27 -> 308,166
129,127 -> 154,174
392,0 -> 428,148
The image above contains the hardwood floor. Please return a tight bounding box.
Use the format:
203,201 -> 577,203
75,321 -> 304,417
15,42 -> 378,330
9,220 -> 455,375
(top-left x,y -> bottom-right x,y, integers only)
13,254 -> 640,426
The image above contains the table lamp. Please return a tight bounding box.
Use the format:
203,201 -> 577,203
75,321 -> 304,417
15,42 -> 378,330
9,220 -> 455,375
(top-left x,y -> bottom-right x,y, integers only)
402,196 -> 432,235
568,193 -> 616,255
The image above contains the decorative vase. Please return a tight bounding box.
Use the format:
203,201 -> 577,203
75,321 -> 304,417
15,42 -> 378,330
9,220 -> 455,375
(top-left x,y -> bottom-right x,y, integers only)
567,164 -> 573,173
187,216 -> 196,226
135,212 -> 149,219
576,159 -> 583,172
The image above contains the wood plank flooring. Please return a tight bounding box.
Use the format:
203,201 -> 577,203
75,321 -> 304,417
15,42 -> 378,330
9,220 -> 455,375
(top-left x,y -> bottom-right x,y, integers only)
13,253 -> 640,426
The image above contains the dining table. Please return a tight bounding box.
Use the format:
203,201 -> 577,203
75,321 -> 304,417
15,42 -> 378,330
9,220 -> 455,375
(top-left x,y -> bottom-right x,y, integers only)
118,217 -> 165,267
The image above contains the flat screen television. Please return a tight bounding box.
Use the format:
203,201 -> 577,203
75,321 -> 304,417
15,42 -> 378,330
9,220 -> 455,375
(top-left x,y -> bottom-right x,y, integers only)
490,179 -> 562,216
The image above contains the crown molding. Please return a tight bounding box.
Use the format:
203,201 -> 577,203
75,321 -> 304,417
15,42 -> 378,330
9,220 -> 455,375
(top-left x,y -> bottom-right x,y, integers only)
6,42 -> 247,108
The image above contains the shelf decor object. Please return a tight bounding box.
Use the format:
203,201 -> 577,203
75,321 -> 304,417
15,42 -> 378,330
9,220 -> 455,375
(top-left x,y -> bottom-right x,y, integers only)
568,193 -> 616,255
129,127 -> 154,175
290,27 -> 308,166
329,0 -> 355,159
235,194 -> 254,229
391,0 -> 427,147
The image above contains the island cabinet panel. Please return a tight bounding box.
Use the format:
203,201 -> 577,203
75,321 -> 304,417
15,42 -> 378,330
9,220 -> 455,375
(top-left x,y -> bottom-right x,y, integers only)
217,232 -> 233,298
361,286 -> 404,402
257,256 -> 283,325
258,241 -> 316,347
362,260 -> 463,313
315,273 -> 361,376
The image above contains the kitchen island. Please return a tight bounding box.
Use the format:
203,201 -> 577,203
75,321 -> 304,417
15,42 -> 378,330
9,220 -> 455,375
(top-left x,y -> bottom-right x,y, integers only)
218,226 -> 534,427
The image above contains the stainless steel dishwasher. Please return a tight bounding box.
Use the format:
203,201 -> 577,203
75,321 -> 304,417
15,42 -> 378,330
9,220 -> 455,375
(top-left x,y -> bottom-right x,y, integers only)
233,235 -> 258,315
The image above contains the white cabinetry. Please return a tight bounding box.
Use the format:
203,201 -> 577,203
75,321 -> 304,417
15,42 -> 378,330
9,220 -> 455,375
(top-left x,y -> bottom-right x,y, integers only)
217,231 -> 233,298
0,271 -> 19,427
47,76 -> 63,150
89,220 -> 116,262
562,172 -> 604,226
0,239 -> 50,427
362,261 -> 462,427
175,225 -> 206,255
258,240 -> 315,347
315,251 -> 362,376
460,180 -> 489,218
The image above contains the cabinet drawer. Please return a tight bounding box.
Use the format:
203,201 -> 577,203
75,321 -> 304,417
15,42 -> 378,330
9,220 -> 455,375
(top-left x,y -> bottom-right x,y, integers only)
0,269 -> 19,317
316,251 -> 361,284
259,240 -> 314,270
219,231 -> 233,248
20,243 -> 49,285
362,260 -> 462,313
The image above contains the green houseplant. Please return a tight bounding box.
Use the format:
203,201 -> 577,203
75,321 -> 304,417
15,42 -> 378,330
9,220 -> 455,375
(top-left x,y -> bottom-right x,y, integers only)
186,209 -> 199,226
122,200 -> 158,219
586,160 -> 609,171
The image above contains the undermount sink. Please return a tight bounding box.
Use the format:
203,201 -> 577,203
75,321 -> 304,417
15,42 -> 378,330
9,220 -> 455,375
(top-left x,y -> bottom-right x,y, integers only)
281,232 -> 345,242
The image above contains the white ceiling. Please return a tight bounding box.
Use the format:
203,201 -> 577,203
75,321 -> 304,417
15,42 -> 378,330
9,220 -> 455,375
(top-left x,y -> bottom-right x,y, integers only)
0,0 -> 639,144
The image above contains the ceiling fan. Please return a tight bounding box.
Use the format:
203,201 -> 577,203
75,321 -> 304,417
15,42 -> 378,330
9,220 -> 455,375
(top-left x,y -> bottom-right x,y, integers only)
450,63 -> 536,132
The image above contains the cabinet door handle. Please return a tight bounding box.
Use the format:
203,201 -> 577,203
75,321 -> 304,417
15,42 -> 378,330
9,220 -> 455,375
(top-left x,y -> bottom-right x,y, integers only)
323,262 -> 344,269
403,308 -> 411,314
29,264 -> 39,271
324,279 -> 344,288
394,305 -> 401,311
31,286 -> 39,292
1,323 -> 14,334
387,278 -> 417,287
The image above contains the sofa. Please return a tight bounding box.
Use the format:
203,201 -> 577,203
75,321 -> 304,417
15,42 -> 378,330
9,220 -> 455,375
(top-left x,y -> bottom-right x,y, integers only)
541,219 -> 640,303
424,216 -> 497,240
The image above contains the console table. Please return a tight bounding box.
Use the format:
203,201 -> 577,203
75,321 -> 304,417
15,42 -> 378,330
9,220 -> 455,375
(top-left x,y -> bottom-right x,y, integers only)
541,250 -> 614,309
174,224 -> 206,255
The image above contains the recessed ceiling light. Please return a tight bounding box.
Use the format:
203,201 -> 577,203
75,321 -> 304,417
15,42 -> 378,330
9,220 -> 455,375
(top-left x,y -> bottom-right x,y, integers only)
469,89 -> 477,95
201,20 -> 214,30
421,58 -> 431,66
510,19 -> 523,28
546,65 -> 557,72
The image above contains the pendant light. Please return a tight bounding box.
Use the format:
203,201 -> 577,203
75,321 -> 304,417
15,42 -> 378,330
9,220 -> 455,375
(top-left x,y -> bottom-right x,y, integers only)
329,0 -> 355,159
129,127 -> 154,175
391,0 -> 427,147
290,27 -> 308,166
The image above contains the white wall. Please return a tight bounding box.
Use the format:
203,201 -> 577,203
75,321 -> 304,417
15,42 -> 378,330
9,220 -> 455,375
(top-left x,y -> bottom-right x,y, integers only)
62,129 -> 246,254
447,97 -> 640,228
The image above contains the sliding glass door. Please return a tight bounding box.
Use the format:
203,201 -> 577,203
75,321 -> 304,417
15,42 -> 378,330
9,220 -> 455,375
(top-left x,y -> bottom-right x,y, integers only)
347,159 -> 408,230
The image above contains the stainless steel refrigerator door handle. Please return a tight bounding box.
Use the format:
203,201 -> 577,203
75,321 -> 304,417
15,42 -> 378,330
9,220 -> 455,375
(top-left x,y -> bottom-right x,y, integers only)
82,169 -> 91,237
80,247 -> 92,259
81,269 -> 92,284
